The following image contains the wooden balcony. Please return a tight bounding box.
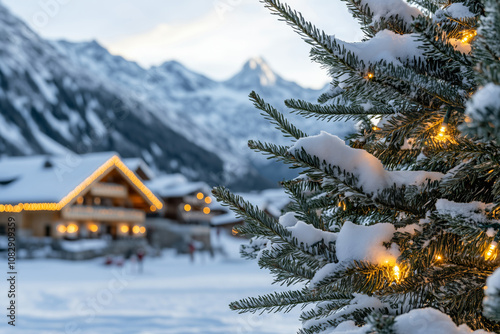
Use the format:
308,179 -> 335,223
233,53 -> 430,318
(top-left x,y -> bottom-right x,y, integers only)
62,206 -> 145,223
90,183 -> 127,198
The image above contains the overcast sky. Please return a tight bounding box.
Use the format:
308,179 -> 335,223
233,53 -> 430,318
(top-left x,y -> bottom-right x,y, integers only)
2,0 -> 362,89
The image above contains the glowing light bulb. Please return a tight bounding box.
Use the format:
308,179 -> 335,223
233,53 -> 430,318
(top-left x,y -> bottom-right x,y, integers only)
132,225 -> 140,234
184,204 -> 192,212
393,265 -> 401,282
460,30 -> 477,43
196,192 -> 204,200
57,225 -> 67,233
204,197 -> 212,204
366,72 -> 374,79
485,242 -> 497,260
120,225 -> 130,234
67,223 -> 78,234
88,224 -> 99,233
139,226 -> 146,234
150,205 -> 157,212
232,228 -> 238,236
435,255 -> 442,261
203,207 -> 211,214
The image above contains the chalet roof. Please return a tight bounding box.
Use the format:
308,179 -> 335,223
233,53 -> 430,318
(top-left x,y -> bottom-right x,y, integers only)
123,158 -> 156,180
0,152 -> 163,211
145,173 -> 209,198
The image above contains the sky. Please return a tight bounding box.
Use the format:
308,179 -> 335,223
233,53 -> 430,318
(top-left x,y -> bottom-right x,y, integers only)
2,0 -> 362,89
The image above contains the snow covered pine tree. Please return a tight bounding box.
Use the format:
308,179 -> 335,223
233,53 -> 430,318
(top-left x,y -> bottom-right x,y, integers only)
213,0 -> 500,332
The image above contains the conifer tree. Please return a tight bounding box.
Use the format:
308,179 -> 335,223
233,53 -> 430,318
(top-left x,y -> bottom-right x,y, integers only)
213,0 -> 500,332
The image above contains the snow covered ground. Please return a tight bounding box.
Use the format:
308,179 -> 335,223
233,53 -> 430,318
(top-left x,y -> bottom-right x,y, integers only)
0,236 -> 301,334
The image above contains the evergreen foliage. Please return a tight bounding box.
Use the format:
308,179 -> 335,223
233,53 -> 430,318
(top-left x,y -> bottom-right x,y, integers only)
213,0 -> 500,332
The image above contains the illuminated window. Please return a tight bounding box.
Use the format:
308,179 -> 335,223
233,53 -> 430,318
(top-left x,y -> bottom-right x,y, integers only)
196,192 -> 204,200
67,223 -> 78,234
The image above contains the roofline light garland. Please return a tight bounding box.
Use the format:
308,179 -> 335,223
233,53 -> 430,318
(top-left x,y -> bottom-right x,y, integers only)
0,156 -> 163,213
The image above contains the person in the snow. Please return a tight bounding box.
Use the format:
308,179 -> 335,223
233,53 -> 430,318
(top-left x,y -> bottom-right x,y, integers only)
137,248 -> 145,273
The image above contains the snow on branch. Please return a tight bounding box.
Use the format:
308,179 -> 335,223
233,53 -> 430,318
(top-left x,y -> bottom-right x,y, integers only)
288,131 -> 443,195
331,308 -> 490,333
360,0 -> 422,25
333,30 -> 424,66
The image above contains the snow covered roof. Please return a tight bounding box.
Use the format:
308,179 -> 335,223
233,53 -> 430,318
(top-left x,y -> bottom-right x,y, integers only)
123,158 -> 156,180
0,152 -> 163,211
146,173 -> 209,198
211,211 -> 241,226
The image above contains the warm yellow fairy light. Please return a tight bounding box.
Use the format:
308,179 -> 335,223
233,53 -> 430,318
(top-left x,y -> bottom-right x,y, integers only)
88,224 -> 99,233
461,29 -> 477,43
196,192 -> 204,200
139,226 -> 146,234
203,207 -> 211,214
132,225 -> 140,234
67,223 -> 78,234
57,225 -> 67,233
435,255 -> 443,261
184,204 -> 192,212
485,242 -> 497,260
393,265 -> 401,282
366,72 -> 374,79
150,205 -> 157,212
232,228 -> 238,236
0,155 -> 164,213
120,225 -> 130,234
204,197 -> 212,204
372,126 -> 380,131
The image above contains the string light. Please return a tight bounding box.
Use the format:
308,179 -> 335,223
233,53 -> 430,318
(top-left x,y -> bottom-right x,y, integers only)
0,155 -> 163,212
196,192 -> 204,200
132,225 -> 140,234
393,265 -> 401,282
184,204 -> 192,212
365,72 -> 374,80
120,225 -> 130,234
203,207 -> 211,214
372,126 -> 380,131
435,255 -> 443,261
139,226 -> 146,234
484,242 -> 497,261
232,228 -> 239,236
460,29 -> 477,43
204,197 -> 212,204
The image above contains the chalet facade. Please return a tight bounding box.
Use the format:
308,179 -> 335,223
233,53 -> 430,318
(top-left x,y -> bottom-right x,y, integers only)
0,153 -> 163,240
145,174 -> 220,225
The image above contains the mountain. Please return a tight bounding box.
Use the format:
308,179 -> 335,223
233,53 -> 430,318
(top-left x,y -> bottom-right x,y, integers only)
0,4 -> 226,185
0,3 -> 355,190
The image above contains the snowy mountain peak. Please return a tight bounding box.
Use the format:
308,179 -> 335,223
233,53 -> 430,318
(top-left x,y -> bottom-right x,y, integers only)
226,56 -> 280,89
245,57 -> 277,86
